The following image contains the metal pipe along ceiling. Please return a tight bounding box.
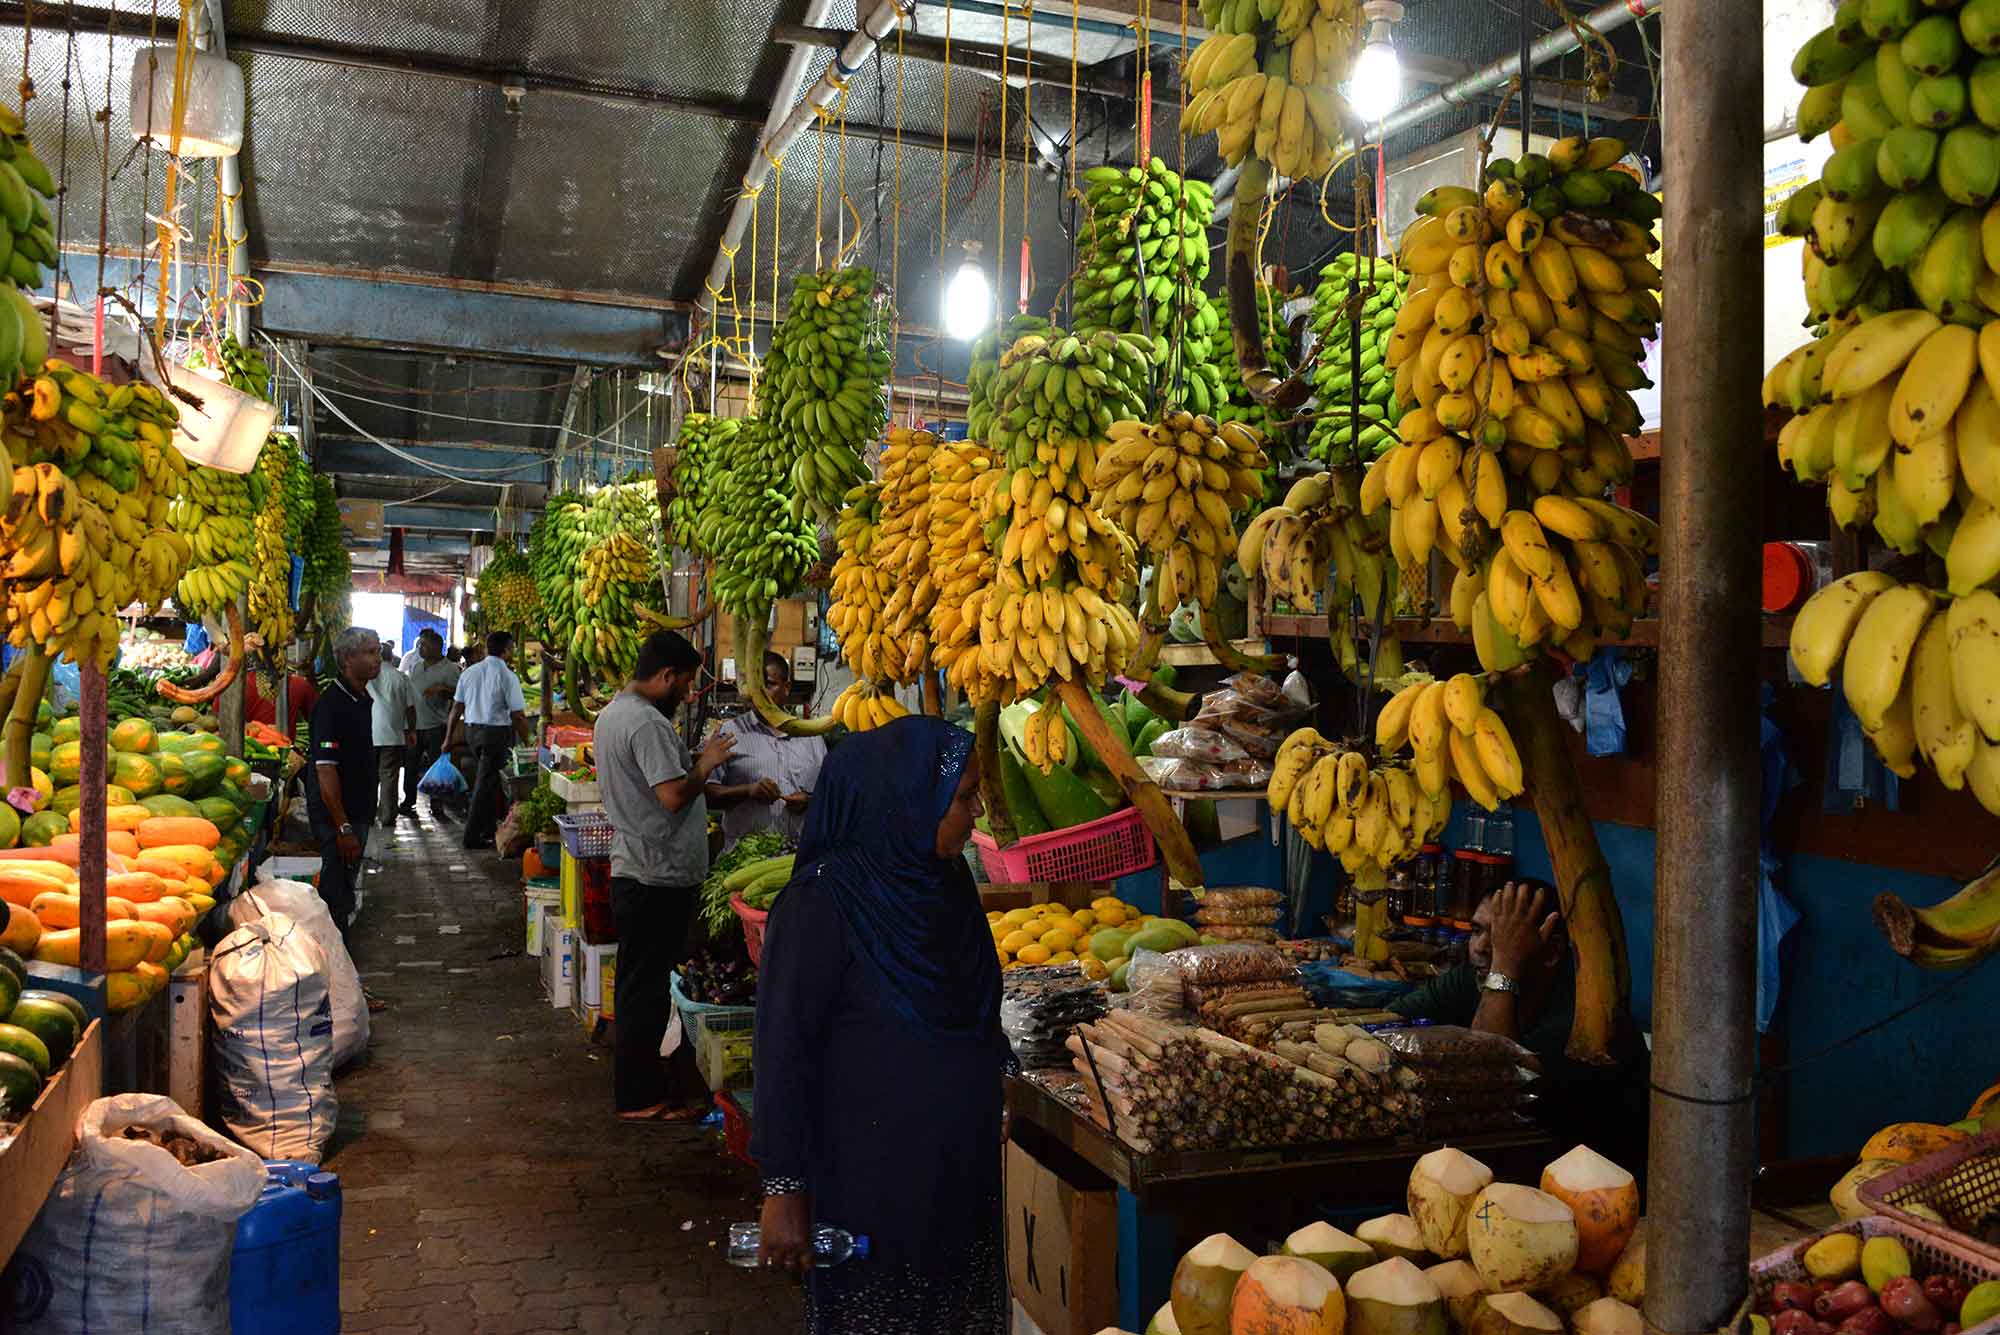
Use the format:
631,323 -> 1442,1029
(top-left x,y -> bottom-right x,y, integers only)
701,0 -> 912,300
1212,0 -> 1664,222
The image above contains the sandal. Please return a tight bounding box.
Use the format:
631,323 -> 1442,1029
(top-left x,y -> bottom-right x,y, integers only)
616,1102 -> 709,1124
365,992 -> 390,1013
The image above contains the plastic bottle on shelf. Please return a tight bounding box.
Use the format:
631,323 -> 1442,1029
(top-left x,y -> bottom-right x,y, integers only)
727,1223 -> 871,1268
1463,810 -> 1487,854
1488,809 -> 1515,860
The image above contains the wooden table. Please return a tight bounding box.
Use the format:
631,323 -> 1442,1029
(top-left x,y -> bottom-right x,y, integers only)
1006,1073 -> 1556,1329
0,1019 -> 103,1265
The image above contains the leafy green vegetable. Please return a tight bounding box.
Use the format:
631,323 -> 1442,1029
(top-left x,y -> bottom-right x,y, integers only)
700,830 -> 788,939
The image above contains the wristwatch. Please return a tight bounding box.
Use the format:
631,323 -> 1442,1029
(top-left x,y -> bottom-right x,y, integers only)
338,823 -> 356,836
1482,970 -> 1519,994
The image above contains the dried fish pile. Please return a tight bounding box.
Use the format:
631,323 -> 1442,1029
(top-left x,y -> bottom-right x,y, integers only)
1066,1010 -> 1417,1154
1001,965 -> 1109,1069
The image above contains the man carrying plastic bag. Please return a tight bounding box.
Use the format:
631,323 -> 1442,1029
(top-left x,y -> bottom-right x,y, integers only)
0,1094 -> 265,1334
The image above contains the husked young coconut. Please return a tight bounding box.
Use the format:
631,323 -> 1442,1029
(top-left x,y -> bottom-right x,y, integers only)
1537,1269 -> 1604,1319
1425,1261 -> 1490,1335
1145,1302 -> 1182,1335
1539,1146 -> 1638,1276
1605,1221 -> 1646,1306
1572,1297 -> 1644,1335
1230,1254 -> 1348,1335
1409,1148 -> 1496,1259
1358,1213 -> 1434,1264
1347,1256 -> 1448,1335
1467,1292 -> 1565,1335
1170,1233 -> 1257,1335
1463,1185 -> 1579,1293
1285,1222 -> 1379,1282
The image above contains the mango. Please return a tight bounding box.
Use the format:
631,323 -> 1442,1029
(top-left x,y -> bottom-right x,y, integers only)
1860,1236 -> 1910,1294
1804,1233 -> 1862,1282
1962,1281 -> 2000,1329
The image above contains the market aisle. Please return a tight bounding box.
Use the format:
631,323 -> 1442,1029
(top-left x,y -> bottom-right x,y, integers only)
323,810 -> 798,1334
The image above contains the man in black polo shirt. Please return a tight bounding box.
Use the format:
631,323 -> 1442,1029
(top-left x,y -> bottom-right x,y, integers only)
308,626 -> 385,937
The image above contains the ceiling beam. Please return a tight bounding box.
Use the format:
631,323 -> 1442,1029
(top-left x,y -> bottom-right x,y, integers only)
773,22 -> 1135,99
1400,51 -> 1648,122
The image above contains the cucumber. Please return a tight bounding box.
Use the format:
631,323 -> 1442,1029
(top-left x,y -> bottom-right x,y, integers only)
722,854 -> 793,895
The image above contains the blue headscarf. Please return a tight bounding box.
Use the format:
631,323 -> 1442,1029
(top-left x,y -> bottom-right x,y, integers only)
784,715 -> 998,1039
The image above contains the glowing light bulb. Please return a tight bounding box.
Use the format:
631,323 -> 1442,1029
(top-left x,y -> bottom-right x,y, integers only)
1348,30 -> 1402,123
943,252 -> 993,342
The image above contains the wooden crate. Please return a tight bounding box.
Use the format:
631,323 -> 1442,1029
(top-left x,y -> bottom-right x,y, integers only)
168,950 -> 209,1119
0,1019 -> 103,1264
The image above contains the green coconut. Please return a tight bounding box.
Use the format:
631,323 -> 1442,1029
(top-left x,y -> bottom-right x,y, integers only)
1358,1214 -> 1435,1265
1572,1297 -> 1643,1335
1170,1233 -> 1257,1335
1425,1260 -> 1491,1335
1409,1147 -> 1496,1259
1464,1185 -> 1578,1293
1145,1303 -> 1183,1335
1347,1256 -> 1449,1335
1284,1221 -> 1379,1282
1467,1292 -> 1564,1335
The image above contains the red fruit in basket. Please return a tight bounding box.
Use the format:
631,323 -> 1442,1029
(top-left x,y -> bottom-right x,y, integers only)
1775,1308 -> 1820,1335
1836,1306 -> 1896,1335
1820,1283 -> 1878,1321
1881,1278 -> 1943,1332
1776,1284 -> 1820,1313
1922,1277 -> 1968,1315
1940,1324 -> 1960,1335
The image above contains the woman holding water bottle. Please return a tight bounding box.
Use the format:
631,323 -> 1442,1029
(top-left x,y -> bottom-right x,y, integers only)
747,717 -> 1011,1334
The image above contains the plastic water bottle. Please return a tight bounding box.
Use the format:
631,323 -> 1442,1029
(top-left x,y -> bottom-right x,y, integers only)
1463,809 -> 1487,854
726,1222 -> 870,1268
1488,809 -> 1515,859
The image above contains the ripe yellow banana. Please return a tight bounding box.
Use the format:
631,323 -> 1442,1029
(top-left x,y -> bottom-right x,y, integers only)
1843,583 -> 1937,732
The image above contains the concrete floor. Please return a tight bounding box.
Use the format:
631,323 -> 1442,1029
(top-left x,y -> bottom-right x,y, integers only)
324,807 -> 798,1333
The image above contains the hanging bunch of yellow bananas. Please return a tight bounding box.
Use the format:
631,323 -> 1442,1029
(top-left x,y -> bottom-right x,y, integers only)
1265,726 -> 1451,872
570,479 -> 666,679
925,440 -> 1003,704
1369,136 -> 1661,671
1180,0 -> 1364,178
0,462 -> 122,667
825,426 -> 940,694
1090,411 -> 1267,612
1789,574 -> 2000,819
1238,470 -> 1402,679
478,546 -> 541,629
829,678 -> 911,732
1373,671 -> 1525,813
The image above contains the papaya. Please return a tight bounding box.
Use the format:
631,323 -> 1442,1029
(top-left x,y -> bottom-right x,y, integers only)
0,865 -> 73,906
0,903 -> 38,954
105,871 -> 167,904
1859,1122 -> 1971,1164
184,891 -> 215,914
156,753 -> 190,795
19,811 -> 66,848
103,969 -> 148,1012
153,731 -> 195,754
132,959 -> 167,995
48,740 -> 108,787
129,919 -> 172,964
1089,927 -> 1134,960
136,897 -> 193,936
107,830 -> 138,859
140,794 -> 202,820
50,785 -> 82,818
29,891 -> 139,929
29,731 -> 49,772
134,846 -> 216,881
196,797 -> 240,832
68,804 -> 153,835
109,718 -> 157,753
180,753 -> 226,797
28,768 -> 50,810
137,817 -> 220,850
32,921 -> 153,970
49,716 -> 79,745
222,758 -> 251,788
110,751 -> 163,798
0,802 -> 18,850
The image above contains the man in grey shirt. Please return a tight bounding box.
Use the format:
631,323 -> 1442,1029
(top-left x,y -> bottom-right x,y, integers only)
593,628 -> 735,1122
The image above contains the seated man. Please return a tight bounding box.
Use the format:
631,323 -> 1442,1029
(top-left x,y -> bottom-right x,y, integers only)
1392,880 -> 1650,1168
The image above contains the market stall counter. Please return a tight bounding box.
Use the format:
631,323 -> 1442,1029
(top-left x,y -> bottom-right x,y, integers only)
1005,1073 -> 1555,1332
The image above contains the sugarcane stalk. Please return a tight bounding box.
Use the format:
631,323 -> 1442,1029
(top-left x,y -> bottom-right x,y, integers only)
1497,661 -> 1630,1065
0,652 -> 35,789
974,699 -> 1016,847
738,609 -> 837,737
1225,157 -> 1313,414
1054,677 -> 1203,887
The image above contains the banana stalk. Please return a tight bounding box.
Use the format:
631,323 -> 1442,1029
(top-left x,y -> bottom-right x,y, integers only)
1124,569 -> 1201,722
1497,662 -> 1631,1064
158,603 -> 246,705
565,653 -> 595,725
1226,158 -> 1313,414
1202,619 -> 1284,676
0,654 -> 29,788
1351,862 -> 1390,964
1055,678 -> 1204,888
1872,867 -> 2000,969
634,562 -> 715,631
2,649 -> 47,789
738,613 -> 838,738
974,700 -> 1017,847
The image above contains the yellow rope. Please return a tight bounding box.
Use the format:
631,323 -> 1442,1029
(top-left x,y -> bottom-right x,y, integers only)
1069,0 -> 1079,205
998,1 -> 1009,278
893,20 -> 904,340
939,0 -> 952,419
1317,146 -> 1362,232
813,101 -> 833,268
834,84 -> 863,267
1020,1 -> 1031,312
746,182 -> 761,399
152,0 -> 196,344
765,147 -> 783,334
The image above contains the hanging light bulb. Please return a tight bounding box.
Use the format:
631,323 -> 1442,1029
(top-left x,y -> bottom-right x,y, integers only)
942,241 -> 993,342
1347,2 -> 1405,125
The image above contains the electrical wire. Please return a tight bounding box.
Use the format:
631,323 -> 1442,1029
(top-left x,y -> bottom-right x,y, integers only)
297,376 -> 656,455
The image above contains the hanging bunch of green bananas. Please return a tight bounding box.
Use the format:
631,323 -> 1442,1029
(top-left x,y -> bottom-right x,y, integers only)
1307,254 -> 1408,464
666,413 -> 740,549
568,479 -> 667,679
1180,0 -> 1364,177
303,473 -> 350,633
763,266 -> 893,523
699,418 -> 820,621
186,334 -> 273,401
0,104 -> 59,383
969,326 -> 1156,469
969,315 -> 1053,413
477,546 -> 541,630
1073,161 -> 1225,418
0,367 -> 191,667
1218,279 -> 1299,441
247,431 -> 304,651
529,493 -> 586,648
170,464 -> 257,617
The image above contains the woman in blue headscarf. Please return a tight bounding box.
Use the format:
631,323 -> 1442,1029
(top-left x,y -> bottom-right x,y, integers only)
749,715 -> 1010,1335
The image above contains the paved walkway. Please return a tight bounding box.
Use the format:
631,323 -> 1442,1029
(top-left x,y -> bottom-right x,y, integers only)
326,809 -> 796,1334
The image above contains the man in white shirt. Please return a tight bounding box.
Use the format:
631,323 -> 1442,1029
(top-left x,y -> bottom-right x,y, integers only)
399,628 -> 461,817
443,630 -> 534,851
368,643 -> 418,829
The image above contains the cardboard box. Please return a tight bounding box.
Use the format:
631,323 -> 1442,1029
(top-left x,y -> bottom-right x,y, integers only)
581,943 -> 617,1009
338,498 -> 384,542
524,889 -> 560,956
1005,1142 -> 1118,1335
539,911 -> 576,1009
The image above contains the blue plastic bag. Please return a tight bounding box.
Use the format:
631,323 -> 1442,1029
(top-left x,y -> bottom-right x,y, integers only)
418,753 -> 468,797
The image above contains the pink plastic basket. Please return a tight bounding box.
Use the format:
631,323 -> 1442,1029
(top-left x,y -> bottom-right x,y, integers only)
1859,1129 -> 2000,1262
970,805 -> 1156,884
731,894 -> 770,967
1746,1216 -> 2000,1335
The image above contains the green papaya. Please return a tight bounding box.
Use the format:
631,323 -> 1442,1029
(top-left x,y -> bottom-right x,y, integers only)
1015,752 -> 1114,832
995,749 -> 1052,839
